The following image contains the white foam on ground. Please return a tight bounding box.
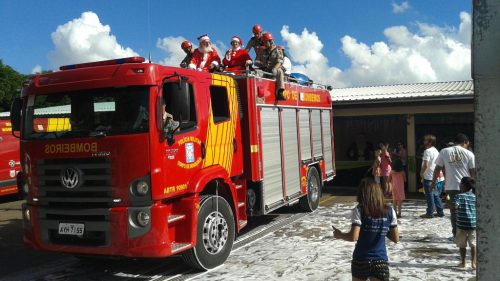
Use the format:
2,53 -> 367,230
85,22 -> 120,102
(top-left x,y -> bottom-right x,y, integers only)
195,200 -> 476,281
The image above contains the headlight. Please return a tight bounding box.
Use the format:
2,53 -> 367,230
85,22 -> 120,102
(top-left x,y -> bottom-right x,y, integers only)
24,209 -> 30,221
136,211 -> 150,227
135,181 -> 149,196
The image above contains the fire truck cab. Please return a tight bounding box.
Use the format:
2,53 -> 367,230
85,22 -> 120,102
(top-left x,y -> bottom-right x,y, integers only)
0,115 -> 21,196
11,57 -> 335,269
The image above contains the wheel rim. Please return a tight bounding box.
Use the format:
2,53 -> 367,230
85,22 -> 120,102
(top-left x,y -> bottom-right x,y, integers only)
308,171 -> 320,203
202,211 -> 229,255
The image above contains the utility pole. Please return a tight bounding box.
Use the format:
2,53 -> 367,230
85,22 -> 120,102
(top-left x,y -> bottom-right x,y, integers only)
473,1 -> 500,280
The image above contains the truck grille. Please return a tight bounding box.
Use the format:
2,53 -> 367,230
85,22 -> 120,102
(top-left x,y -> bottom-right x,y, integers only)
36,158 -> 112,247
37,158 -> 113,208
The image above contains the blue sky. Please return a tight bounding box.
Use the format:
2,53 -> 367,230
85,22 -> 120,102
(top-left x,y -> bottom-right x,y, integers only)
0,0 -> 472,87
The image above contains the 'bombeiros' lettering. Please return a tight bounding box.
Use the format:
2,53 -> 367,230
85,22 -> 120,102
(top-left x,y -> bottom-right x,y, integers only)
44,142 -> 98,154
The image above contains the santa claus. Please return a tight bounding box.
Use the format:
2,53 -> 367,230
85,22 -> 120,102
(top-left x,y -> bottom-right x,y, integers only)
189,34 -> 221,72
222,36 -> 252,74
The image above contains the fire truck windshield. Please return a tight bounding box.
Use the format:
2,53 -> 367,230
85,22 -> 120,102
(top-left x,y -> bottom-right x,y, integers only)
23,86 -> 149,140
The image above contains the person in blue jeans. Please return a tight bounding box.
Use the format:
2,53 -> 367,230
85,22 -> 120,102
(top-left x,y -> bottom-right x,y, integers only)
333,177 -> 399,281
420,134 -> 445,218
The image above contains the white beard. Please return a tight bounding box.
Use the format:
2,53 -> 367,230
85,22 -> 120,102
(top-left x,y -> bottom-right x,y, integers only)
200,45 -> 213,54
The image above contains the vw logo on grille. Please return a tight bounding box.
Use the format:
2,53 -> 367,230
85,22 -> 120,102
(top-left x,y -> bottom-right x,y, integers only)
61,167 -> 80,189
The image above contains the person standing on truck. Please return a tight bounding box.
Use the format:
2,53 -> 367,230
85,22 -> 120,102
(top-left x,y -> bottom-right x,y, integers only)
222,36 -> 252,74
245,24 -> 266,68
261,32 -> 286,101
189,34 -> 221,72
180,40 -> 194,68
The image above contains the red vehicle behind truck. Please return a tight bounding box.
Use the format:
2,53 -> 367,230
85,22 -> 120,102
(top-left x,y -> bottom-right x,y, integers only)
11,57 -> 335,269
0,116 -> 21,196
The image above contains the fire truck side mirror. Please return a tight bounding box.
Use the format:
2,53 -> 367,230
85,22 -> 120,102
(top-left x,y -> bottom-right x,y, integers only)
10,97 -> 22,132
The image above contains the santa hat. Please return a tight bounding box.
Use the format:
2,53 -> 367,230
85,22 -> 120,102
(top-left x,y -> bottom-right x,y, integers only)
197,34 -> 210,43
231,36 -> 243,46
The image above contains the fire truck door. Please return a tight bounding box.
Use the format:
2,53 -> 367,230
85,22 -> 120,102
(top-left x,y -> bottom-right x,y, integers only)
160,80 -> 205,194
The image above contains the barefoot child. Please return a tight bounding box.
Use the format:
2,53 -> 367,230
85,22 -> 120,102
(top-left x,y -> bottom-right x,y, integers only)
390,159 -> 406,218
454,177 -> 477,269
333,178 -> 399,281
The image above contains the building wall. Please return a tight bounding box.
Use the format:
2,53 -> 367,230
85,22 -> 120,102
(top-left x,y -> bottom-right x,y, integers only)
333,103 -> 474,191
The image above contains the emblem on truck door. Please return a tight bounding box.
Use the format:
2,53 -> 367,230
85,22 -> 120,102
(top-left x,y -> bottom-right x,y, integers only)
61,167 -> 80,189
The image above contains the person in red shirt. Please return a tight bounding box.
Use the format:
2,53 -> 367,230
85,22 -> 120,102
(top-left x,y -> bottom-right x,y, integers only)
222,36 -> 252,74
189,34 -> 221,72
379,141 -> 392,196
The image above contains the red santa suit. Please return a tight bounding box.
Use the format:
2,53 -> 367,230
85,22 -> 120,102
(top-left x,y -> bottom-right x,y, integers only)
189,45 -> 221,72
223,47 -> 252,73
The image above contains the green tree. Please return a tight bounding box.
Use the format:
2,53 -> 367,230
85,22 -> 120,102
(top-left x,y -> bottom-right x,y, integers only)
0,60 -> 26,112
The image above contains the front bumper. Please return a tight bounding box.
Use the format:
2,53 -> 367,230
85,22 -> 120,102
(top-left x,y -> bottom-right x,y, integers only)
22,197 -> 197,258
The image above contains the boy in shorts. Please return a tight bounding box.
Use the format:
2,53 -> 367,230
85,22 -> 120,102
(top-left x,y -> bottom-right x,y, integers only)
454,177 -> 476,269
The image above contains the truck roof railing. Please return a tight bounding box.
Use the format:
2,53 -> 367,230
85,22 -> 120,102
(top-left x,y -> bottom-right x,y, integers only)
59,57 -> 145,70
219,68 -> 333,91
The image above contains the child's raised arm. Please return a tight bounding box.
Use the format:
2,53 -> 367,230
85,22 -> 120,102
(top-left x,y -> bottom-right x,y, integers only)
333,225 -> 360,242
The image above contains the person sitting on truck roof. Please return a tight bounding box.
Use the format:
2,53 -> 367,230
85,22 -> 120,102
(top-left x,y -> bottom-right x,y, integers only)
188,34 -> 221,72
245,24 -> 267,68
180,40 -> 194,68
278,45 -> 292,75
261,32 -> 286,101
222,36 -> 252,74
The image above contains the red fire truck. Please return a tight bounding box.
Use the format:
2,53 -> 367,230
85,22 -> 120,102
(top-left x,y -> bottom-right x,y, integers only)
0,116 -> 21,196
11,57 -> 335,269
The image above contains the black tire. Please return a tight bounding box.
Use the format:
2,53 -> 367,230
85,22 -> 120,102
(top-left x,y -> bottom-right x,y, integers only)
299,167 -> 322,212
182,195 -> 235,270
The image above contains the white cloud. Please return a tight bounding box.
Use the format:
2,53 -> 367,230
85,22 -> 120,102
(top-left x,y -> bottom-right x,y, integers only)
280,26 -> 345,87
48,12 -> 138,69
157,36 -> 189,66
392,1 -> 411,14
281,12 -> 471,87
31,65 -> 42,74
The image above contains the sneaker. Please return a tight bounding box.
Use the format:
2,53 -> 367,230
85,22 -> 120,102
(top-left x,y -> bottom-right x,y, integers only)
448,236 -> 455,242
420,214 -> 434,218
435,213 -> 445,218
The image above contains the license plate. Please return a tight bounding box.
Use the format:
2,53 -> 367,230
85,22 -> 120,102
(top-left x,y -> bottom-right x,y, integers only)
58,222 -> 84,236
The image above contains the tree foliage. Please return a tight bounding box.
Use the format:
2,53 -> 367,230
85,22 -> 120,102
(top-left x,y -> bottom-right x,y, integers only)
0,60 -> 27,112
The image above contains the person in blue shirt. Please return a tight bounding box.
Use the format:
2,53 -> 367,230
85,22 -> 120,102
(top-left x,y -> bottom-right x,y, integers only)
454,177 -> 477,270
333,177 -> 399,281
